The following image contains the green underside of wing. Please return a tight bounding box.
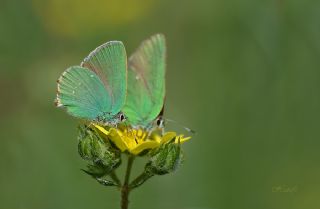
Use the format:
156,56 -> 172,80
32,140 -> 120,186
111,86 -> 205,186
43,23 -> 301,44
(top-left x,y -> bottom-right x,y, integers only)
123,70 -> 163,126
81,41 -> 127,115
57,66 -> 112,120
123,34 -> 166,127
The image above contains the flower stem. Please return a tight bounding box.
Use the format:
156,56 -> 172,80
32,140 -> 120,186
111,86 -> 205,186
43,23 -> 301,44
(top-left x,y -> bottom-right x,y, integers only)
121,155 -> 135,209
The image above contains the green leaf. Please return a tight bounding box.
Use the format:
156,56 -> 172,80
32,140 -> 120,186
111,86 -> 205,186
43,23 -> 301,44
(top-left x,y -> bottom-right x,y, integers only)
129,171 -> 154,189
96,178 -> 118,187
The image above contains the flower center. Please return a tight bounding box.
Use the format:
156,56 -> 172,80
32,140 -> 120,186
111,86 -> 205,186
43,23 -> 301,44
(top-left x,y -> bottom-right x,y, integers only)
122,129 -> 147,148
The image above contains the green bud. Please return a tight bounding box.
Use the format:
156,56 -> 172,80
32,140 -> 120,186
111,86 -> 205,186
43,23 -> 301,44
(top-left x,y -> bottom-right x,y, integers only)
78,125 -> 121,177
145,141 -> 183,175
78,126 -> 93,160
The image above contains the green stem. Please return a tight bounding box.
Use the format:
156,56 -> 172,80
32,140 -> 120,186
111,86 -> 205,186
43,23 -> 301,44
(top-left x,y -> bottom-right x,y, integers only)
121,155 -> 135,209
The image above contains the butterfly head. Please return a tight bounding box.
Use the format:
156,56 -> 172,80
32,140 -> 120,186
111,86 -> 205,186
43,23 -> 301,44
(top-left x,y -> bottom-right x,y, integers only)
141,116 -> 165,134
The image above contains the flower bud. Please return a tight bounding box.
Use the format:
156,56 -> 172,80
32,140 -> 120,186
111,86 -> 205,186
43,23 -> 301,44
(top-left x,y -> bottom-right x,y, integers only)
78,125 -> 121,177
145,141 -> 183,175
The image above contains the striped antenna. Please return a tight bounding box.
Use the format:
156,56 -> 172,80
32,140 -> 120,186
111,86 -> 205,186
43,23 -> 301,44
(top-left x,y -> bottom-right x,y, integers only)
164,118 -> 197,135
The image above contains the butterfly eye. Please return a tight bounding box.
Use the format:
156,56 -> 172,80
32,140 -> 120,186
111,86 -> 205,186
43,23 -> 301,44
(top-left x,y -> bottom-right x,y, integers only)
119,113 -> 126,122
156,117 -> 164,127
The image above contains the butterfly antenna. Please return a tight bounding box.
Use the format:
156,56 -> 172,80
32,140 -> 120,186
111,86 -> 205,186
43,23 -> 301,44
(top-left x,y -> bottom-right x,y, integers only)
165,118 -> 197,135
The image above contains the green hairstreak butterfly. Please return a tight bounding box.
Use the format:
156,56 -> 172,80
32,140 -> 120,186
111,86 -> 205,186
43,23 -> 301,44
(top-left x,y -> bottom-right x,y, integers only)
55,41 -> 127,125
122,34 -> 166,130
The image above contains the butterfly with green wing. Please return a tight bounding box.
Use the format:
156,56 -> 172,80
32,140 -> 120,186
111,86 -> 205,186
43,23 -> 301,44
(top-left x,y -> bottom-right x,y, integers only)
122,34 -> 166,131
55,41 -> 127,126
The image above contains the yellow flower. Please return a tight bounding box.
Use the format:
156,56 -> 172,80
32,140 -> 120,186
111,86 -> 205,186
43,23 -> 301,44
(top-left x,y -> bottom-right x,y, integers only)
94,125 -> 191,155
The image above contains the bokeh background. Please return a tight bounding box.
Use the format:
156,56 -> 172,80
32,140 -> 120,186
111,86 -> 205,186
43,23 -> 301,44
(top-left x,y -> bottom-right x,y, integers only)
1,0 -> 320,209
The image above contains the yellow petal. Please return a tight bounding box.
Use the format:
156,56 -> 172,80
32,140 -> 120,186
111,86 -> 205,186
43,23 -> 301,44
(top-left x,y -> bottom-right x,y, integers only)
137,129 -> 143,137
153,134 -> 162,143
141,131 -> 147,140
161,132 -> 177,144
94,124 -> 109,135
175,135 -> 191,144
123,135 -> 137,150
130,141 -> 160,155
108,128 -> 128,152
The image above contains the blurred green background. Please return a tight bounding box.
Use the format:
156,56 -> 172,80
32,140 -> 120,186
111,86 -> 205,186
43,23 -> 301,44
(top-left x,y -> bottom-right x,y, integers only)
1,0 -> 320,208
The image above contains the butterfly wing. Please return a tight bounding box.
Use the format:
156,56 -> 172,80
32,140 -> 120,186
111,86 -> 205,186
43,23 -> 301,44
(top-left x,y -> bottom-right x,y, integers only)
56,66 -> 112,120
123,34 -> 166,127
81,41 -> 127,115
